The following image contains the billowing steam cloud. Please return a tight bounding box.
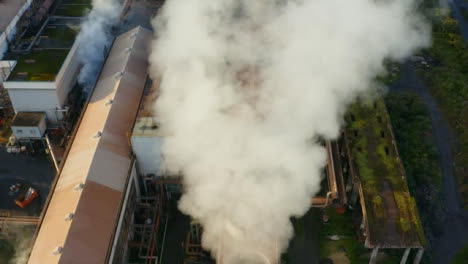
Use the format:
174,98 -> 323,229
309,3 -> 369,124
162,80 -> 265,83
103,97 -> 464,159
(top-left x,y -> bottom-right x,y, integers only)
76,0 -> 121,91
150,0 -> 430,262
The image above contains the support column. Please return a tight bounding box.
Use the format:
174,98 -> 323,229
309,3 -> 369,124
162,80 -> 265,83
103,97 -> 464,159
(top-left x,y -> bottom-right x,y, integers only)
369,247 -> 379,264
400,248 -> 411,264
413,248 -> 424,264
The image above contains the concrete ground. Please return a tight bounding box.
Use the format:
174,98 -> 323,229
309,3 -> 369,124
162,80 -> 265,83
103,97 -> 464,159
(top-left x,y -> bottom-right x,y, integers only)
0,146 -> 56,217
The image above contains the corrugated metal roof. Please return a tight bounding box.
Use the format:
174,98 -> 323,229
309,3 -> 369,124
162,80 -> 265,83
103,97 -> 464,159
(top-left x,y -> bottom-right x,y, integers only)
345,100 -> 424,248
27,26 -> 152,264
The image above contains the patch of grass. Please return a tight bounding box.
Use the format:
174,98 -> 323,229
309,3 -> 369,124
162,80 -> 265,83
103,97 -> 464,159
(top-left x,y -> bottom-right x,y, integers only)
54,5 -> 91,17
376,62 -> 402,85
319,207 -> 367,263
61,0 -> 92,4
7,50 -> 69,81
0,239 -> 14,263
452,243 -> 468,264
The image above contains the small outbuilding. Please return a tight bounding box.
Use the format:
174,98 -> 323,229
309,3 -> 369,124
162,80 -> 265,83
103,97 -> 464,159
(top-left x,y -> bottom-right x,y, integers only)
11,112 -> 46,139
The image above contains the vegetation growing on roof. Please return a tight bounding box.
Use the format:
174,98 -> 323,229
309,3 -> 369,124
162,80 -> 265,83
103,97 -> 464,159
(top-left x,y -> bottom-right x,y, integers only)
7,50 -> 69,81
40,26 -> 79,48
346,98 -> 425,247
54,4 -> 91,17
61,0 -> 92,4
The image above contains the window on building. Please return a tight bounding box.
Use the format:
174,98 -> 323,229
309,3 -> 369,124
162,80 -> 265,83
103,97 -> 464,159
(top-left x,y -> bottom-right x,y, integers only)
30,129 -> 36,134
16,129 -> 23,134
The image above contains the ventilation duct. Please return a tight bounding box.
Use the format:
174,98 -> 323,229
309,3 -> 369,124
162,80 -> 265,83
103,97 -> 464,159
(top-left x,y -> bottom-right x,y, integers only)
64,213 -> 74,221
74,183 -> 84,191
52,246 -> 63,255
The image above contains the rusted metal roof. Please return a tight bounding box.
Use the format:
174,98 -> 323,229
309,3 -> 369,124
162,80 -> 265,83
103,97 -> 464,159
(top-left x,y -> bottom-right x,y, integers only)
345,99 -> 425,248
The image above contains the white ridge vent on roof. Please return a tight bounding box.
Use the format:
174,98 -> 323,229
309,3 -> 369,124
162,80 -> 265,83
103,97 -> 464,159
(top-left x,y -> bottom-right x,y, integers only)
52,246 -> 63,255
92,131 -> 102,139
114,71 -> 124,79
64,213 -> 74,221
73,183 -> 84,191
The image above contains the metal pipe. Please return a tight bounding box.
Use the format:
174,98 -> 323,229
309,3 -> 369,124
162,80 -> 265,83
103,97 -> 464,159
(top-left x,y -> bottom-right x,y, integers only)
44,134 -> 59,171
147,211 -> 160,264
311,191 -> 335,208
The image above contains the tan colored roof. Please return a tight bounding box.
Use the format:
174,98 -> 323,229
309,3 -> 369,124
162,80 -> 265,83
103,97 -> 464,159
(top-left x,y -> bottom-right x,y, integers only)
0,0 -> 27,34
27,26 -> 152,264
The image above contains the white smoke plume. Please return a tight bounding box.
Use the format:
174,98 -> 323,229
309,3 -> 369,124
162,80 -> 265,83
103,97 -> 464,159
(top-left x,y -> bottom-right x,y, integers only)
150,0 -> 430,262
76,0 -> 121,91
2,224 -> 35,264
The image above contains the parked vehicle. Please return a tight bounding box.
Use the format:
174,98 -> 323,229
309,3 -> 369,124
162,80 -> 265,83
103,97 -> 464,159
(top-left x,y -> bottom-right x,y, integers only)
15,187 -> 38,208
9,182 -> 22,192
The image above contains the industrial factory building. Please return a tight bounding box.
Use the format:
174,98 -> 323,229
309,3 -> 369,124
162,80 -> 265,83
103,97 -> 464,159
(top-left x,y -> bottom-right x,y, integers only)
13,11 -> 426,264
27,26 -> 151,264
338,100 -> 425,264
131,78 -> 164,177
1,1 -> 87,124
2,28 -> 80,123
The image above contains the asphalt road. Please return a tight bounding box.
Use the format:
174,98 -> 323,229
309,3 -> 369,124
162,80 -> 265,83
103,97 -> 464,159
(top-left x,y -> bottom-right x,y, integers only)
450,0 -> 468,40
287,209 -> 320,264
389,62 -> 468,264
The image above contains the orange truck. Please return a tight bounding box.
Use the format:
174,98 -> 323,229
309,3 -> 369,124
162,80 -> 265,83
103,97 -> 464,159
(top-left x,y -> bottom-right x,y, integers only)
15,187 -> 38,208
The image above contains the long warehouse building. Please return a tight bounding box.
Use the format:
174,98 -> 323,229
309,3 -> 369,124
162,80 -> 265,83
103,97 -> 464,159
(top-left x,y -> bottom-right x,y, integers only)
27,26 -> 152,264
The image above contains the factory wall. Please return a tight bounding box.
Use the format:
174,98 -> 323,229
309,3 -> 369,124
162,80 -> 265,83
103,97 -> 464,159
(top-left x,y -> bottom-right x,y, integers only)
55,40 -> 80,106
11,117 -> 46,139
6,88 -> 64,122
131,136 -> 163,176
108,161 -> 138,264
3,41 -> 80,123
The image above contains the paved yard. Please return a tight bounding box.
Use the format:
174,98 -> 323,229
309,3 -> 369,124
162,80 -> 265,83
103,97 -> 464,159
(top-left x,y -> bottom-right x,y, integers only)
0,147 -> 56,217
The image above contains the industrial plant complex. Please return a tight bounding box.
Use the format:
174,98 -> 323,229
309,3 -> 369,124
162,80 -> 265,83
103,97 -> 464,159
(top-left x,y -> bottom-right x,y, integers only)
1,0 -> 466,264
